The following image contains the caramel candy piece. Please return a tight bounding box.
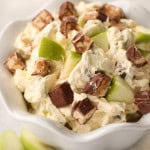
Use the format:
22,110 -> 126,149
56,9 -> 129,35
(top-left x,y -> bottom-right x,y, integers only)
72,32 -> 93,54
48,82 -> 74,108
72,98 -> 96,124
59,1 -> 77,21
126,45 -> 147,67
4,51 -> 25,73
135,90 -> 150,114
97,4 -> 124,22
32,60 -> 50,76
32,9 -> 54,30
82,73 -> 111,97
60,16 -> 79,37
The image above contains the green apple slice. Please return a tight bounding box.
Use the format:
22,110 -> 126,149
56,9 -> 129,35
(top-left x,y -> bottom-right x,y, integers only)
83,21 -> 106,37
60,51 -> 81,79
92,32 -> 109,52
135,32 -> 150,44
21,129 -> 54,150
0,131 -> 24,150
106,76 -> 134,103
39,37 -> 65,61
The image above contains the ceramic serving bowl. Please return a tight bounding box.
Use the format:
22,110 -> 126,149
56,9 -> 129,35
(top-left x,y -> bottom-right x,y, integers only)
0,0 -> 150,150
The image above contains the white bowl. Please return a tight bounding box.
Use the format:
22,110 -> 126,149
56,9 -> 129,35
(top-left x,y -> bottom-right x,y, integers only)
0,0 -> 150,150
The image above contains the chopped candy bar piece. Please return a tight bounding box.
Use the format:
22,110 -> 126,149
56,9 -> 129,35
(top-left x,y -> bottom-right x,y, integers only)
83,73 -> 111,97
126,45 -> 147,67
72,98 -> 96,124
32,60 -> 50,76
135,90 -> 150,114
59,1 -> 77,20
97,4 -> 124,22
32,9 -> 54,30
72,32 -> 93,53
104,4 -> 124,21
60,16 -> 79,37
97,7 -> 107,22
4,51 -> 25,73
48,82 -> 74,108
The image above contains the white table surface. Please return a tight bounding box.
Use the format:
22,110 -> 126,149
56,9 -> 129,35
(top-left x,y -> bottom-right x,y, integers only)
0,0 -> 150,149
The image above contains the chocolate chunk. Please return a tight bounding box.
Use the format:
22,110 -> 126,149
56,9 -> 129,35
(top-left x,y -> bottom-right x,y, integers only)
72,32 -> 93,53
126,45 -> 147,67
32,9 -> 54,30
135,90 -> 150,114
48,82 -> 74,108
60,16 -> 79,37
32,60 -> 50,76
4,51 -> 25,73
82,73 -> 111,97
72,98 -> 96,124
97,4 -> 124,22
59,1 -> 77,21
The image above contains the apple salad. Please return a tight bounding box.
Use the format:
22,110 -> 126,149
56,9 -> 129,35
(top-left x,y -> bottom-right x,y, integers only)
4,1 -> 150,133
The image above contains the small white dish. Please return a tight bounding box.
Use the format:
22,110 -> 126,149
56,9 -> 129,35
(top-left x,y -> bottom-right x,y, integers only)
0,0 -> 150,150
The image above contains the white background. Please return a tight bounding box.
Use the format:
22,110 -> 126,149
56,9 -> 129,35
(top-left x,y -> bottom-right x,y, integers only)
0,0 -> 150,149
